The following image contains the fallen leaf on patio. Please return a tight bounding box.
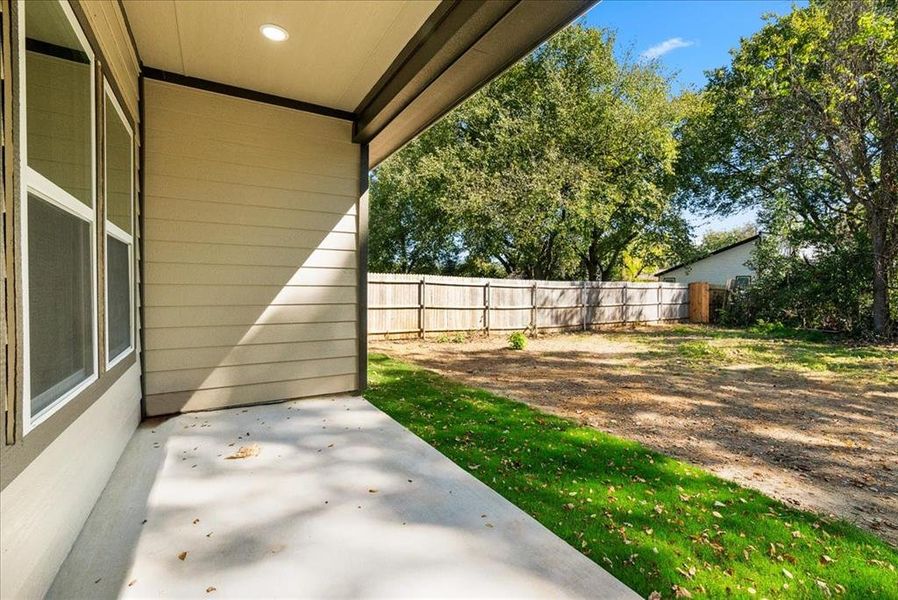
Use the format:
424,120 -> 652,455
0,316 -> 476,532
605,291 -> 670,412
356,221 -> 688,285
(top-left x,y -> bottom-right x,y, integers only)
206,587 -> 216,593
178,552 -> 188,561
193,519 -> 200,525
128,579 -> 137,587
369,488 -> 378,493
225,444 -> 260,459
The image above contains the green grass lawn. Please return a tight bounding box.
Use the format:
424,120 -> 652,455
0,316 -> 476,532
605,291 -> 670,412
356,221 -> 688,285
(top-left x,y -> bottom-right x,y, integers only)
366,353 -> 898,599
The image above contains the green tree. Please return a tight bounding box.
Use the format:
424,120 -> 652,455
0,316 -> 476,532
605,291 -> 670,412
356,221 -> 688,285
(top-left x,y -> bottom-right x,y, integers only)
368,25 -> 690,281
368,123 -> 460,274
677,0 -> 898,335
452,26 -> 686,280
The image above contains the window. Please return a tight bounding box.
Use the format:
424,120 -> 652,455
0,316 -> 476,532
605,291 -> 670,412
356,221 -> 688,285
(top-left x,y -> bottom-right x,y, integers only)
661,277 -> 676,283
20,0 -> 96,429
733,275 -> 752,290
104,83 -> 134,367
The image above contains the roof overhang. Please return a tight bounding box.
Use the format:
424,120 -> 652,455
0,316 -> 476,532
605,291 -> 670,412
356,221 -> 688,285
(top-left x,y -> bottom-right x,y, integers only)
123,0 -> 597,167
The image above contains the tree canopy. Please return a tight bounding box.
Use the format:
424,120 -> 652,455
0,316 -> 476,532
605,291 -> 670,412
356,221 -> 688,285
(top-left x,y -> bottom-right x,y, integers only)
369,25 -> 691,280
676,0 -> 897,335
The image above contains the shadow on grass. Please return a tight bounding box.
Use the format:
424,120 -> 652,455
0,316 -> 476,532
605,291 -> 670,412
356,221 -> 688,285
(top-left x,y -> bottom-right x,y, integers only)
366,353 -> 898,599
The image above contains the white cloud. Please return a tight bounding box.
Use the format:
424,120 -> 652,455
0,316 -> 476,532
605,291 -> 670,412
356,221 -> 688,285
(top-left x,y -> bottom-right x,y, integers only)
640,37 -> 694,60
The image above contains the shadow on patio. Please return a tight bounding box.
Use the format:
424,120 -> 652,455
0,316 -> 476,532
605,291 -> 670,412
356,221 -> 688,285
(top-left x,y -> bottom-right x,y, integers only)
48,396 -> 636,599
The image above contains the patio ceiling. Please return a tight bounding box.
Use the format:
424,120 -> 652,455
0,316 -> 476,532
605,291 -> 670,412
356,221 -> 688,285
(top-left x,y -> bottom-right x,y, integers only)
122,0 -> 596,166
121,0 -> 440,112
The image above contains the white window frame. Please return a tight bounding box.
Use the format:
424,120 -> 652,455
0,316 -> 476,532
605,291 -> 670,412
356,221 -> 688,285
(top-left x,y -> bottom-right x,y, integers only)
103,79 -> 135,370
18,0 -> 98,434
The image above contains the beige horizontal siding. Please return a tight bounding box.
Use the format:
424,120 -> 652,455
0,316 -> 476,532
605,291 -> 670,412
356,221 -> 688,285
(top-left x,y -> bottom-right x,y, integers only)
143,285 -> 357,307
144,219 -> 357,250
144,339 -> 358,372
146,356 -> 356,395
145,322 -> 358,351
145,243 -> 356,269
145,174 -> 357,214
144,374 -> 357,416
145,196 -> 357,232
143,80 -> 360,414
144,304 -> 356,328
145,263 -> 356,286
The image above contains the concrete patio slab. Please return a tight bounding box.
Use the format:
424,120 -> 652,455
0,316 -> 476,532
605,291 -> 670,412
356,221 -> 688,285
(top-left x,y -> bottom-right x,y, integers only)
49,396 -> 637,599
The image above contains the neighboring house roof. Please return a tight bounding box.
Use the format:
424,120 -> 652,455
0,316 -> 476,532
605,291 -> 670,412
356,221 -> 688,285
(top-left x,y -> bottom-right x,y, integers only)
654,234 -> 760,277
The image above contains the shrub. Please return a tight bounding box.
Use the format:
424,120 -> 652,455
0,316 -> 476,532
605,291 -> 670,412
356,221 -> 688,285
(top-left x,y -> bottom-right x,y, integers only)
508,331 -> 527,350
718,231 -> 897,338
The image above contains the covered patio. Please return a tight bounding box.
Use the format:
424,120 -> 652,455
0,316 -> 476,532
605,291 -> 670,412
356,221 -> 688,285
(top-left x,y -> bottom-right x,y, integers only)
49,396 -> 636,598
0,0 -> 637,596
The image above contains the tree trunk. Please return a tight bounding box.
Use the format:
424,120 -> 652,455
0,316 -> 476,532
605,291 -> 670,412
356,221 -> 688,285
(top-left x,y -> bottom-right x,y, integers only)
869,208 -> 891,337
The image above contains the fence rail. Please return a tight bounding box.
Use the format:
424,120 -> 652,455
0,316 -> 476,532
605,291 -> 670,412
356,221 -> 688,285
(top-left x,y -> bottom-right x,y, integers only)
368,273 -> 689,337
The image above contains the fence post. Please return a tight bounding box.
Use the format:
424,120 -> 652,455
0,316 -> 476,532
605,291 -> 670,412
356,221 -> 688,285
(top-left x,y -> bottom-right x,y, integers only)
581,281 -> 587,331
621,282 -> 628,324
657,282 -> 663,323
531,281 -> 538,334
419,276 -> 426,338
484,280 -> 490,336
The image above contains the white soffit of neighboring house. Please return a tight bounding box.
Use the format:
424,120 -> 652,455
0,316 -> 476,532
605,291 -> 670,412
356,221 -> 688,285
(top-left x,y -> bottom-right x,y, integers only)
122,0 -> 440,112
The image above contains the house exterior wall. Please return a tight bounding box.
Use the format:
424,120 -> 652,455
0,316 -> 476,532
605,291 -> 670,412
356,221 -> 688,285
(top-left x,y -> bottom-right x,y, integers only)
142,80 -> 360,416
0,364 -> 141,600
660,239 -> 757,286
0,1 -> 142,597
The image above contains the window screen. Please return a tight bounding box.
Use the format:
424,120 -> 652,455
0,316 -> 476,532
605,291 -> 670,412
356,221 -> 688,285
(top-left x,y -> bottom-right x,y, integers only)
28,195 -> 93,417
107,236 -> 131,361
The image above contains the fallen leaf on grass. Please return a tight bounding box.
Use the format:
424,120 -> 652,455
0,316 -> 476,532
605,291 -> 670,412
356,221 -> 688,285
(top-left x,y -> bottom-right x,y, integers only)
178,551 -> 188,561
225,444 -> 261,459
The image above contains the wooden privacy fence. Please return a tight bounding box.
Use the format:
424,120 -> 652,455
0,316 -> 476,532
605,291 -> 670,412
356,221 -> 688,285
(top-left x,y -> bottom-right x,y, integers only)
368,273 -> 690,337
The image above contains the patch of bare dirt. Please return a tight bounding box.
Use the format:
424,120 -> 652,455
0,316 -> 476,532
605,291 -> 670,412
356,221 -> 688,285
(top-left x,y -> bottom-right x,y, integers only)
371,328 -> 898,546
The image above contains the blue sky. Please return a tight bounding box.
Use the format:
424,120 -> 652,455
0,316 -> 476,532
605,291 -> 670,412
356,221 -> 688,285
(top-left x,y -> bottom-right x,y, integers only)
582,0 -> 797,239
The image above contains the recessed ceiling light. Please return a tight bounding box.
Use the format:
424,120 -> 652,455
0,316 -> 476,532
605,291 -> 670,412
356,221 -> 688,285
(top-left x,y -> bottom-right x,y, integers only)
260,24 -> 289,42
